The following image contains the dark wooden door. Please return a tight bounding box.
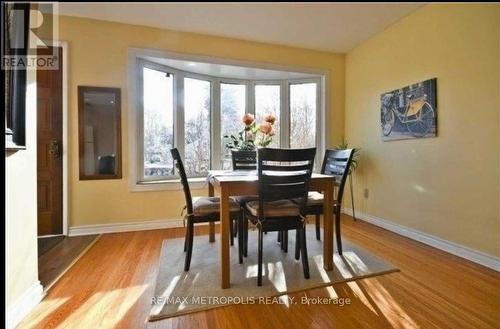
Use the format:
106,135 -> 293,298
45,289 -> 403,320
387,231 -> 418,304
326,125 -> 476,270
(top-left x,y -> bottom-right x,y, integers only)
37,47 -> 63,236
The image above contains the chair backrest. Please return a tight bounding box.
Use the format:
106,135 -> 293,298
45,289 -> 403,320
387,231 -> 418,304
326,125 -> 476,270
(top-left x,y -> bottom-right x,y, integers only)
257,148 -> 316,219
320,149 -> 354,205
170,148 -> 193,215
231,150 -> 257,170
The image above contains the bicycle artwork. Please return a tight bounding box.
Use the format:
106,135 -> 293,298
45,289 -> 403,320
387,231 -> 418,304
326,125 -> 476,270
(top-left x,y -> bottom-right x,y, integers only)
380,78 -> 437,141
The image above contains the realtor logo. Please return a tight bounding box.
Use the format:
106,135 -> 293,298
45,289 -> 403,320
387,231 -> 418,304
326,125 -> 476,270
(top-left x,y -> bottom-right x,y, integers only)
2,2 -> 59,70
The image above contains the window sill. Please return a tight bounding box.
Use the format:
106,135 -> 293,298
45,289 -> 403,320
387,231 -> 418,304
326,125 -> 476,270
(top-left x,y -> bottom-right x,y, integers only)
130,177 -> 208,192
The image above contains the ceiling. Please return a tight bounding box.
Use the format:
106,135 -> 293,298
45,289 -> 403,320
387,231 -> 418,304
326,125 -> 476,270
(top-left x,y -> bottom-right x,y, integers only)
58,2 -> 425,53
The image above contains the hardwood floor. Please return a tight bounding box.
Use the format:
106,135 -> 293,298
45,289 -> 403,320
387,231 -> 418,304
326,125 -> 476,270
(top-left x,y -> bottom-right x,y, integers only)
20,215 -> 500,329
38,235 -> 100,290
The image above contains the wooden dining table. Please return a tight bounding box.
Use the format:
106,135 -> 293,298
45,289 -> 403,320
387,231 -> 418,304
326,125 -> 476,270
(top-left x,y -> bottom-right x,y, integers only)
207,170 -> 336,289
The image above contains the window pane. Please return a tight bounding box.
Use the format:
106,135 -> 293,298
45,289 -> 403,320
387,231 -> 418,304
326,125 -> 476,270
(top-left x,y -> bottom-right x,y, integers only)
290,83 -> 317,148
220,83 -> 246,169
143,67 -> 174,178
255,85 -> 280,147
184,78 -> 211,176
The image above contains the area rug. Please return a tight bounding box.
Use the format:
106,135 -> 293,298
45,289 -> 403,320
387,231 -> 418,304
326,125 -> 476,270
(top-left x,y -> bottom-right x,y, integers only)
150,225 -> 398,321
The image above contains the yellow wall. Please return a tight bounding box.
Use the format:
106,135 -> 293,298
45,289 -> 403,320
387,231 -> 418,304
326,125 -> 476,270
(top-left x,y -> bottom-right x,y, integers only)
52,16 -> 345,227
345,4 -> 500,256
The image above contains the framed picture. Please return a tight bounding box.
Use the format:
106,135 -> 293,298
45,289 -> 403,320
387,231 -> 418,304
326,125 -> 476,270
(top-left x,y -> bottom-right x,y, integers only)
380,78 -> 437,141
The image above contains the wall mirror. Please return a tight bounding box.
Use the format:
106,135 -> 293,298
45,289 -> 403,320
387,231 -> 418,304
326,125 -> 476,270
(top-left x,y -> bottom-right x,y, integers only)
78,86 -> 122,180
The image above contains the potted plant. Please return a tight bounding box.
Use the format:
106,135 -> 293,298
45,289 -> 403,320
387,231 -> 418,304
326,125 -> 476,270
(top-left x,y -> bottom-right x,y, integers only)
333,139 -> 360,220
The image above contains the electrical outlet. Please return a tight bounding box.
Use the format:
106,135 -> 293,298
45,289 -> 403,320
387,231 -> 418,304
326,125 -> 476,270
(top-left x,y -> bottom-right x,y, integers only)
363,188 -> 369,199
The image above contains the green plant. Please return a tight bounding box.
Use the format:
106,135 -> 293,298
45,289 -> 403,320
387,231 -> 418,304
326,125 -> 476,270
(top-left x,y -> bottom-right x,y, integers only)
224,128 -> 256,151
333,138 -> 360,174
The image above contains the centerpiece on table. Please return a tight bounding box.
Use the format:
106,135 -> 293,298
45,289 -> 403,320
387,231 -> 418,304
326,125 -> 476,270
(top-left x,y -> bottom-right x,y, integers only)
224,113 -> 277,151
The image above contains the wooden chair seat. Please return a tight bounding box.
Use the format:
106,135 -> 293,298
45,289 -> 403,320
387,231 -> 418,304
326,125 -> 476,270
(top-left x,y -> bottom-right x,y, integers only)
192,196 -> 240,216
245,199 -> 300,218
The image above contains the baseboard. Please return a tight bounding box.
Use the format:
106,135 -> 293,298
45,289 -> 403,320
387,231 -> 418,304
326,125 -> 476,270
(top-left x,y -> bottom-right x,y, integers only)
342,207 -> 500,271
68,218 -> 185,236
6,281 -> 44,329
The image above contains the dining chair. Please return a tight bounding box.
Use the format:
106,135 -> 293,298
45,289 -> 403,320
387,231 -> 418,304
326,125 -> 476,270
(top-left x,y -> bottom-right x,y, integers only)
298,149 -> 354,255
231,150 -> 257,170
243,147 -> 316,286
231,150 -> 258,258
171,148 -> 244,270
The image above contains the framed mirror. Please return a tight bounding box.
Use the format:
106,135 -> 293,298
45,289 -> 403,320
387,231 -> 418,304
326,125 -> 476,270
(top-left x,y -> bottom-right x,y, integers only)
78,86 -> 122,180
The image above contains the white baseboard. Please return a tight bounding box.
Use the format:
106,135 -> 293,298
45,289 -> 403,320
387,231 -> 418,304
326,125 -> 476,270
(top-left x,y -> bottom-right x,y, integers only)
6,281 -> 44,329
68,218 -> 185,236
342,207 -> 500,271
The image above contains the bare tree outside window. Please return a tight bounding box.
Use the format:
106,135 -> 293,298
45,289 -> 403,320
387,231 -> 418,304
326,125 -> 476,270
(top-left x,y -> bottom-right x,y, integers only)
255,85 -> 280,147
290,83 -> 317,149
143,67 -> 174,178
184,78 -> 211,176
221,83 -> 246,169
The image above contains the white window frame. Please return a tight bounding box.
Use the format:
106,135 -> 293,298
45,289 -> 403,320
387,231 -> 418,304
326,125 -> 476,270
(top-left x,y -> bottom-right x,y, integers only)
130,53 -> 326,192
136,59 -> 177,183
182,73 -> 214,178
288,78 -> 323,167
252,81 -> 283,147
219,79 -> 249,169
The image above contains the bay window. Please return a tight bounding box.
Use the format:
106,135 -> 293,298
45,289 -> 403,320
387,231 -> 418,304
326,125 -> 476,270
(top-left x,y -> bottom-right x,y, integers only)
220,82 -> 246,169
135,58 -> 324,187
142,65 -> 174,180
184,77 -> 211,176
290,82 -> 317,149
255,84 -> 280,148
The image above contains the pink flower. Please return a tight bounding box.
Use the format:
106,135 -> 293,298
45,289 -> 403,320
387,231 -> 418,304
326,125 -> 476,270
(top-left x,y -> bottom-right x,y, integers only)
242,113 -> 254,126
259,122 -> 272,135
264,114 -> 276,125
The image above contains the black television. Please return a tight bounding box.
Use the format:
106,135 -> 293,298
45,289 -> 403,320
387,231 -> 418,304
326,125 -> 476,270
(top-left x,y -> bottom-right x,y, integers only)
3,2 -> 30,150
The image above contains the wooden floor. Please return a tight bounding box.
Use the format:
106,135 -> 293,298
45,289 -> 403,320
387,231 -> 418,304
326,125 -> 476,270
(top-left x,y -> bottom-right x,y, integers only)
38,235 -> 100,290
38,236 -> 65,257
20,215 -> 500,329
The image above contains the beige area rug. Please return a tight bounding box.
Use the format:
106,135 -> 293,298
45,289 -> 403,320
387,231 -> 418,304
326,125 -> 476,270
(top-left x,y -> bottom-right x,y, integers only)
150,225 -> 398,321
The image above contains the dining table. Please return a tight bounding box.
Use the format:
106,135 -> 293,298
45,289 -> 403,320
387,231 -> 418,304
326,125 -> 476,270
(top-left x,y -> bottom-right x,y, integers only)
206,170 -> 337,289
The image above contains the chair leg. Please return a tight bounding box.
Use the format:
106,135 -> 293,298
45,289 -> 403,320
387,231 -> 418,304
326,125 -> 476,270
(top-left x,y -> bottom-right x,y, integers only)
234,219 -> 238,237
295,229 -> 300,260
277,231 -> 281,243
183,225 -> 188,252
238,215 -> 244,264
257,228 -> 264,286
184,220 -> 194,271
230,218 -> 234,246
282,230 -> 288,253
335,211 -> 342,255
300,227 -> 310,279
243,214 -> 248,257
315,214 -> 321,241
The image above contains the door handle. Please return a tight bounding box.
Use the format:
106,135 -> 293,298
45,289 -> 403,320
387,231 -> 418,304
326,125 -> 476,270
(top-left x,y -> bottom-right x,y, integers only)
49,140 -> 61,158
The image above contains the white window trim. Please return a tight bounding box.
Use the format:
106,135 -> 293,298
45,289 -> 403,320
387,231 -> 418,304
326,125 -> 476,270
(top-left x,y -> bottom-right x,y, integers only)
288,77 -> 324,167
128,48 -> 329,192
252,81 -> 283,147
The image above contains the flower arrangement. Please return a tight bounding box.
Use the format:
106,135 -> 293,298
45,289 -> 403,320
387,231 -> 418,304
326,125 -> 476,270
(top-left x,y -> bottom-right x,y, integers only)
224,113 -> 277,150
